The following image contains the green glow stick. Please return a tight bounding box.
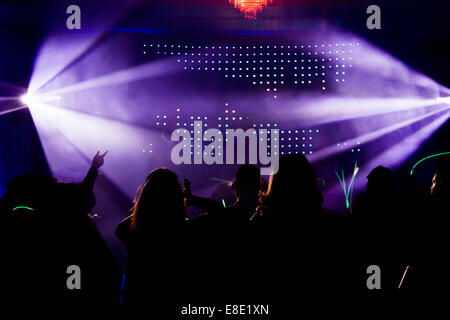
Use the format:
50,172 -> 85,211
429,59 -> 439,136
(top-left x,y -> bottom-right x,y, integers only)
13,206 -> 35,211
410,152 -> 450,175
336,161 -> 359,210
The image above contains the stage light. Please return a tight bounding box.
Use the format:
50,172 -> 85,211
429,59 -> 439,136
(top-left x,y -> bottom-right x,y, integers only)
20,94 -> 61,107
20,94 -> 33,105
436,96 -> 450,104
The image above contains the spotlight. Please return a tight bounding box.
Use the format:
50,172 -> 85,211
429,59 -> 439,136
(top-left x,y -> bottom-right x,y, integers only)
20,94 -> 61,106
436,96 -> 450,104
20,94 -> 33,105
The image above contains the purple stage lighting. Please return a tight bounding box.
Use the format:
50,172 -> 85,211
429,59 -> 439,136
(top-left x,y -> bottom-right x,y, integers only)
24,26 -> 450,214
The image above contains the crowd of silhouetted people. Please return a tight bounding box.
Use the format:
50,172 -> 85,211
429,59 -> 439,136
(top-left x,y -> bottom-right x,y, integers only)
1,151 -> 449,309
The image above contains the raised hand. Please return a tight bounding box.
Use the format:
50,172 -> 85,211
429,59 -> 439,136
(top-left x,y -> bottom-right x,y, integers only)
91,150 -> 108,169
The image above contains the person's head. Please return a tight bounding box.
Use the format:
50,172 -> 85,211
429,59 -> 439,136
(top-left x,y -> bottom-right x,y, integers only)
258,154 -> 323,216
366,166 -> 393,193
232,164 -> 261,200
431,156 -> 450,198
130,168 -> 186,230
2,174 -> 56,216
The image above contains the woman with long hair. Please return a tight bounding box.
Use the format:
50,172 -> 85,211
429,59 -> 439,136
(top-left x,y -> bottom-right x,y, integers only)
129,168 -> 186,230
255,153 -> 324,224
116,168 -> 188,304
252,154 -> 347,299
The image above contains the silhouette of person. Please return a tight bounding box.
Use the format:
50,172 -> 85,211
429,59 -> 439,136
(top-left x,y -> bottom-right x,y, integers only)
50,151 -> 120,303
185,164 -> 262,226
183,165 -> 266,302
419,156 -> 450,292
251,154 -> 346,306
350,166 -> 412,294
115,168 -> 189,305
3,151 -> 120,304
79,150 -> 108,213
2,173 -> 57,302
351,166 -> 407,248
352,166 -> 398,231
254,153 -> 325,224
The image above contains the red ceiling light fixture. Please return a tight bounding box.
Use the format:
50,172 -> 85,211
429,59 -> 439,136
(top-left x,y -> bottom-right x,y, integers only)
229,0 -> 273,19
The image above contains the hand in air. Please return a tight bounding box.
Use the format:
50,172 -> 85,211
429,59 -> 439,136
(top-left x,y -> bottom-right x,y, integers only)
91,150 -> 108,169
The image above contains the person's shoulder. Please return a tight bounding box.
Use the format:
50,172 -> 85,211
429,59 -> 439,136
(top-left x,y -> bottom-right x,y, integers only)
115,215 -> 132,243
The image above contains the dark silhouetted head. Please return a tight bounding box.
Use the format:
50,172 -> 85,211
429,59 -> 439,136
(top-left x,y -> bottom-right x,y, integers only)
257,154 -> 323,218
232,164 -> 261,200
366,166 -> 393,193
2,174 -> 56,216
130,168 -> 186,230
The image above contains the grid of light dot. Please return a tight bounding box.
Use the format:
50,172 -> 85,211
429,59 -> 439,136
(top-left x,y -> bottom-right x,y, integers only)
147,105 -> 329,156
143,42 -> 359,95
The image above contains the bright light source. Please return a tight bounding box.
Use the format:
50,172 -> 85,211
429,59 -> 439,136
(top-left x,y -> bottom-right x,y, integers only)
436,96 -> 450,104
20,94 -> 33,105
20,94 -> 61,106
